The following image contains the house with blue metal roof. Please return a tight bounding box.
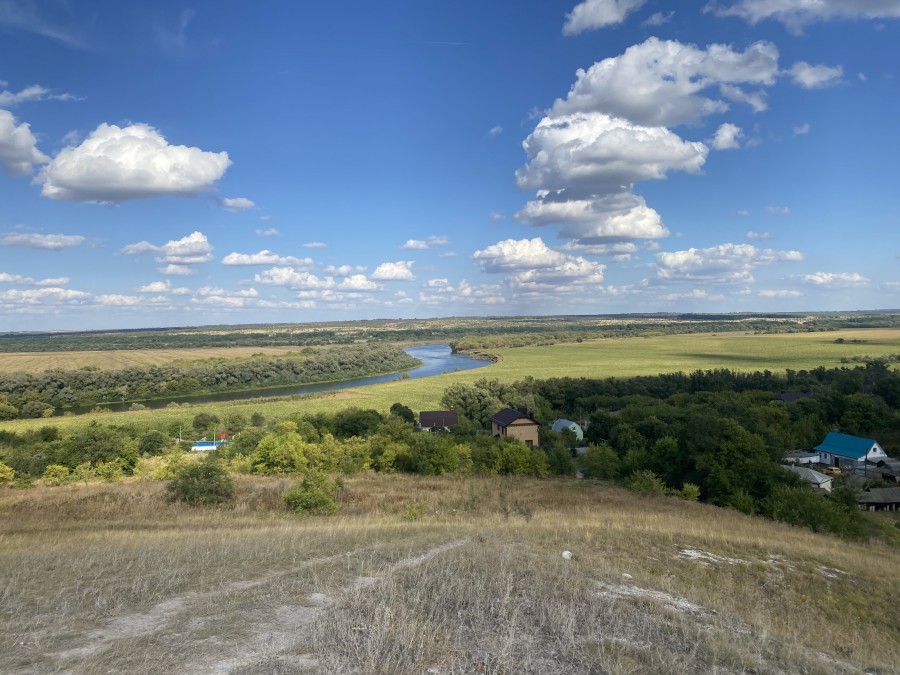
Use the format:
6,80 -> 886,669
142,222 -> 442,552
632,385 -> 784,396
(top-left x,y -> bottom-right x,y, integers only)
814,432 -> 887,468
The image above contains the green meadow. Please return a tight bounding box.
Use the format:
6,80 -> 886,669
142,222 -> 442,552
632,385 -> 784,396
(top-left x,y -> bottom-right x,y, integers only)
3,327 -> 899,434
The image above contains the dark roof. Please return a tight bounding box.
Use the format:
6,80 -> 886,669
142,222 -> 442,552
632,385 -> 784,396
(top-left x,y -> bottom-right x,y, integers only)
419,410 -> 459,428
490,408 -> 538,427
856,487 -> 900,505
814,432 -> 878,459
785,451 -> 819,460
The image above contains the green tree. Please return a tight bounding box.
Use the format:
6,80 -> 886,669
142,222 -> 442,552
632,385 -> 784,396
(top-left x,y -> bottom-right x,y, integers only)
167,456 -> 235,506
389,402 -> 416,425
138,430 -> 170,456
283,469 -> 341,515
581,444 -> 621,480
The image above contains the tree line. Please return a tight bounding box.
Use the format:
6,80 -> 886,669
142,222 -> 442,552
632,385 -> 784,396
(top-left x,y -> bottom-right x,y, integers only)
0,344 -> 420,418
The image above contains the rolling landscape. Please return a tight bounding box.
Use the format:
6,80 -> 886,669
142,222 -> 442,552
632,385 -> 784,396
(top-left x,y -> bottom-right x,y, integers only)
2,1 -> 900,673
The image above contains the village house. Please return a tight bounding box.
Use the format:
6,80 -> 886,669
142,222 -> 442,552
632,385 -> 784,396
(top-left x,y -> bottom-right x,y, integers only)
857,487 -> 900,512
782,464 -> 833,492
490,408 -> 540,448
418,410 -> 459,432
814,432 -> 888,469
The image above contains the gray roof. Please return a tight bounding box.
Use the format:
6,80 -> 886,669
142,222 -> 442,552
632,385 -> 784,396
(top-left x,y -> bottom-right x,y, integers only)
857,487 -> 900,505
783,465 -> 832,486
785,451 -> 819,460
551,418 -> 582,433
419,410 -> 459,428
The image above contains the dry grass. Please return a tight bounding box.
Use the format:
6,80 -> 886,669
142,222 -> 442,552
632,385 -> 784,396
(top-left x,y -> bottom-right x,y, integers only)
0,346 -> 307,374
1,475 -> 897,674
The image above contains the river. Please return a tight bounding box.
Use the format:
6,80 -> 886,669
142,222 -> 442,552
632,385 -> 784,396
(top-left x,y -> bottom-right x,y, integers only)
68,344 -> 490,414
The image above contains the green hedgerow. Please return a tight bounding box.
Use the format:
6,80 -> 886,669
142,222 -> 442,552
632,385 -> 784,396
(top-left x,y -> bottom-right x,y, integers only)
283,469 -> 341,515
167,456 -> 235,506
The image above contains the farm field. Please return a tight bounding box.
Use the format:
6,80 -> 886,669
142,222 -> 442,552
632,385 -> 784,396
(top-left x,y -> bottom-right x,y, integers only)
1,474 -> 897,674
3,327 -> 899,434
0,346 -> 307,373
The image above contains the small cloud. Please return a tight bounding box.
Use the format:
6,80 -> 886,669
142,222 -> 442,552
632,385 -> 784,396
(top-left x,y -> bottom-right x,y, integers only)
737,209 -> 750,217
303,242 -> 327,249
121,240 -> 161,254
489,211 -> 504,223
765,206 -> 790,216
0,272 -> 69,286
711,123 -> 743,150
221,250 -> 313,266
256,228 -> 280,237
0,232 -> 85,249
137,280 -> 171,293
746,231 -> 772,240
858,72 -> 867,82
427,235 -> 449,246
439,251 -> 458,258
488,125 -> 503,137
802,272 -> 869,287
642,10 -> 674,26
158,264 -> 196,276
371,260 -> 415,281
401,239 -> 428,250
217,197 -> 256,212
759,289 -> 802,298
0,83 -> 81,107
788,61 -> 843,89
793,122 -> 810,136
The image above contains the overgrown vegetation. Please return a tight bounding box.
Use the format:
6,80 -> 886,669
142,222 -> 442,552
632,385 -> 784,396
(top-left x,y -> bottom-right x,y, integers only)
0,343 -> 419,417
166,455 -> 236,506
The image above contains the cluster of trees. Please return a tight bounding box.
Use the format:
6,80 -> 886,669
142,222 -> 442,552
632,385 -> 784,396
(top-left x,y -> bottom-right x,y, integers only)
0,344 -> 420,418
2,362 -> 898,539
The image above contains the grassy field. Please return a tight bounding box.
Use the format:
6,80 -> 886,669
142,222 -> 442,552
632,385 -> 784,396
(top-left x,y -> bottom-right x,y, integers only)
3,328 -> 899,435
1,474 -> 897,674
0,346 -> 309,373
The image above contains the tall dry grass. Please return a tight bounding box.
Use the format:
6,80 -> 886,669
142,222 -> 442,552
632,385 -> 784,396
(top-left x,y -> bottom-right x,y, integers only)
1,475 -> 897,673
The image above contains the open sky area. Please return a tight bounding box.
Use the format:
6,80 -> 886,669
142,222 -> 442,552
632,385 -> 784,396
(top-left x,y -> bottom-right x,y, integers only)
1,0 -> 898,331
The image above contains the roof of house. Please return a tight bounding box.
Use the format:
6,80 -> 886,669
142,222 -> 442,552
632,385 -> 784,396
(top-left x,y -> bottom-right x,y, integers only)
490,408 -> 538,427
814,432 -> 878,459
783,464 -> 832,486
419,410 -> 459,428
551,418 -> 582,433
856,487 -> 900,505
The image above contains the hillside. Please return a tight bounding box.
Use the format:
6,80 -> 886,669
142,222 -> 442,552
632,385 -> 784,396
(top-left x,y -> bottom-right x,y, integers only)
2,475 -> 897,674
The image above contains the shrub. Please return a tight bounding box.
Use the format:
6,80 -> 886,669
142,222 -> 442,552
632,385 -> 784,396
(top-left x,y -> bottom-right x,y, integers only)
167,456 -> 235,506
250,412 -> 266,427
0,461 -> 15,485
729,489 -> 756,514
678,483 -> 701,501
138,430 -> 170,456
42,464 -> 71,486
626,470 -> 666,496
95,459 -> 125,482
581,444 -> 620,480
283,470 -> 340,515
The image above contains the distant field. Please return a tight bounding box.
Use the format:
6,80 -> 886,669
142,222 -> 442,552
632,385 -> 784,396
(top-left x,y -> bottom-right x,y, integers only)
4,327 -> 899,435
0,346 -> 305,373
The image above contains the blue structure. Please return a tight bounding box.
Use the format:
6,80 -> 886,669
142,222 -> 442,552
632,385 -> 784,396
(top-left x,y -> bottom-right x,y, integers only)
190,440 -> 229,452
814,432 -> 886,468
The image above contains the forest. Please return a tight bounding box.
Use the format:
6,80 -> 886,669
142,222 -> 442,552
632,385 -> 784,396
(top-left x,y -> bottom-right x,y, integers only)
0,344 -> 420,417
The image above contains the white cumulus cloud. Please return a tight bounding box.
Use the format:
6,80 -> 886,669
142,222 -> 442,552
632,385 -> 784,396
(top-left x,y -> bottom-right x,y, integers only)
221,250 -> 313,266
706,0 -> 900,32
711,122 -> 743,150
0,109 -> 49,175
217,197 -> 256,212
788,61 -> 843,89
371,261 -> 415,281
36,123 -> 231,202
563,0 -> 647,34
160,231 -> 213,264
0,272 -> 69,286
656,243 -> 803,283
802,272 -> 869,287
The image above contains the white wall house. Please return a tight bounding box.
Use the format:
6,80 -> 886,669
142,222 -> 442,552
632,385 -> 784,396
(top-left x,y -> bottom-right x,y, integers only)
815,432 -> 887,468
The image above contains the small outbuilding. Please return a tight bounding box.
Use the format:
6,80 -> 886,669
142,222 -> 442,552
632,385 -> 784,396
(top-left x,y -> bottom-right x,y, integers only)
418,410 -> 459,432
856,487 -> 900,512
782,464 -> 833,492
784,451 -> 819,465
491,408 -> 540,448
551,418 -> 584,442
814,432 -> 887,469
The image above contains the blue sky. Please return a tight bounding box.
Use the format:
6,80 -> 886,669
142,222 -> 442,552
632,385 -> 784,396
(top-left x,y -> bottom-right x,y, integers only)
1,0 -> 898,331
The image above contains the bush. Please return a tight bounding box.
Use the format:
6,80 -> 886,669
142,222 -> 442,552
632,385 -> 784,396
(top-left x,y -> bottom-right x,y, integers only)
42,464 -> 71,486
626,470 -> 666,496
283,470 -> 341,515
167,456 -> 235,506
678,483 -> 701,501
0,461 -> 15,485
138,430 -> 170,456
95,459 -> 125,482
581,444 -> 620,480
